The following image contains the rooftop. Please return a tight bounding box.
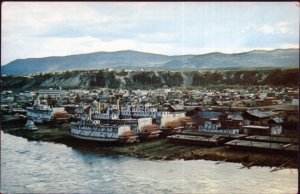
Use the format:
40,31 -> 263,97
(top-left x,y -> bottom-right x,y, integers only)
243,125 -> 269,129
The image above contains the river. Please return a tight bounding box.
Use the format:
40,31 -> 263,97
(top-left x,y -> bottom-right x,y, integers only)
1,131 -> 298,193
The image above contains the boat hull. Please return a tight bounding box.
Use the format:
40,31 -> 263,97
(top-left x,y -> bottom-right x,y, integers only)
138,130 -> 161,140
24,127 -> 38,131
69,133 -> 122,142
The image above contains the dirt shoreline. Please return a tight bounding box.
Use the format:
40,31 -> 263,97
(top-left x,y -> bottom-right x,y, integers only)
2,120 -> 297,169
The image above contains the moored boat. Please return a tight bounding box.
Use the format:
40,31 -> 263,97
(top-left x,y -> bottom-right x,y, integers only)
26,97 -> 65,124
68,116 -> 139,143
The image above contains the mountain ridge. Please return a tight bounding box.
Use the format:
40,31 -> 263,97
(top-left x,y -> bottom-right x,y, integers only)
2,48 -> 299,75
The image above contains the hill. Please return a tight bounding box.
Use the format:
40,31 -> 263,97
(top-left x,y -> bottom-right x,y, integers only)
1,49 -> 299,75
2,68 -> 298,90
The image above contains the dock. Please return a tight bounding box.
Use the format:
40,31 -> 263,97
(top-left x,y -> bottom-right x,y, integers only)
245,135 -> 298,144
180,130 -> 247,142
225,139 -> 298,155
167,134 -> 219,147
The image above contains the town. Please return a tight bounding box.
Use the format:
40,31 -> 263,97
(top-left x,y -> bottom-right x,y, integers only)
1,81 -> 298,168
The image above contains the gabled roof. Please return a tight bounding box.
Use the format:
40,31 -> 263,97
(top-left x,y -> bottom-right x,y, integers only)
170,105 -> 185,111
243,125 -> 269,129
198,111 -> 221,119
245,109 -> 277,118
271,117 -> 283,124
228,112 -> 244,121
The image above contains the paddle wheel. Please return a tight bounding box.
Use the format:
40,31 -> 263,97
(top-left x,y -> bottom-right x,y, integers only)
53,111 -> 68,124
161,120 -> 184,136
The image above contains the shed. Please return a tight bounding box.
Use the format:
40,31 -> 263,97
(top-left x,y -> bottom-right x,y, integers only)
242,125 -> 271,136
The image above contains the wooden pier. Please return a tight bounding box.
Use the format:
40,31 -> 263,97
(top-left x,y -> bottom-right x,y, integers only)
245,135 -> 298,144
180,130 -> 247,142
225,139 -> 298,155
167,134 -> 220,147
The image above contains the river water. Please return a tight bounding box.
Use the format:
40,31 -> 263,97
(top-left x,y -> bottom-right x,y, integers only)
1,131 -> 298,193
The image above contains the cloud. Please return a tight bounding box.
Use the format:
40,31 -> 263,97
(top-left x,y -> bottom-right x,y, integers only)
257,22 -> 293,35
258,25 -> 275,34
276,22 -> 292,34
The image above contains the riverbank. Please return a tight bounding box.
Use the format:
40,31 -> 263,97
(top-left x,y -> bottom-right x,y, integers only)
1,116 -> 297,169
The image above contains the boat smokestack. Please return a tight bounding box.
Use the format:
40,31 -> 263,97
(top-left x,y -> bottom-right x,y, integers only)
37,96 -> 40,105
117,97 -> 120,111
98,100 -> 101,113
89,107 -> 92,120
115,93 -> 122,111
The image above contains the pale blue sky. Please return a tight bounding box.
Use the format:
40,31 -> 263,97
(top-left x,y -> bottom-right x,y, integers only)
1,2 -> 299,65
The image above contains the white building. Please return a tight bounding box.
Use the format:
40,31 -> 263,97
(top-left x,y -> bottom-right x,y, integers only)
292,99 -> 299,106
38,89 -> 66,98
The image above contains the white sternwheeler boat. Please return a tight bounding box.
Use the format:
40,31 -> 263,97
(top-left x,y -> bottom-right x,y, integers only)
26,97 -> 65,124
68,115 -> 139,143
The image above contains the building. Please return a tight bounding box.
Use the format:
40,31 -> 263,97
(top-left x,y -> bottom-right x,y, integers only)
242,109 -> 279,125
192,111 -> 222,126
292,99 -> 299,106
241,125 -> 282,136
38,89 -> 66,98
167,105 -> 185,112
199,112 -> 243,134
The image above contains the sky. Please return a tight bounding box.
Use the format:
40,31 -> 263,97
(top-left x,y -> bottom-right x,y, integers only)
1,2 -> 299,65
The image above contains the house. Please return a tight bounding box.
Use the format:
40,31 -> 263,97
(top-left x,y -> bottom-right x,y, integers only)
173,99 -> 183,104
186,107 -> 202,117
69,89 -> 89,97
141,102 -> 152,108
191,111 -> 222,126
161,85 -> 171,93
268,117 -> 283,135
199,112 -> 243,134
241,125 -> 281,136
292,99 -> 299,106
184,99 -> 199,106
167,105 -> 185,112
1,91 -> 13,95
38,89 -> 66,98
241,109 -> 283,135
242,109 -> 278,125
63,104 -> 79,114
